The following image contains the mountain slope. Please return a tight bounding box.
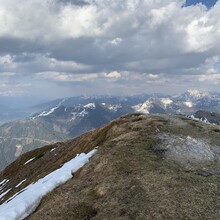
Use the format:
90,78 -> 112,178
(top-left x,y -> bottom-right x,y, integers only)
0,113 -> 219,219
192,110 -> 220,125
2,90 -> 220,171
0,103 -> 132,171
0,118 -> 69,171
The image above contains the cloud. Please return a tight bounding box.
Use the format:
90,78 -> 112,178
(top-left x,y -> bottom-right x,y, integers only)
108,38 -> 123,46
105,71 -> 121,78
146,74 -> 159,79
199,73 -> 220,82
0,55 -> 14,64
0,1 -> 219,71
0,0 -> 220,97
36,71 -> 98,82
0,72 -> 16,77
0,81 -> 32,96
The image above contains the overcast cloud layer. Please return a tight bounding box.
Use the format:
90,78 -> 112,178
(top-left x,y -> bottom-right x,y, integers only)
0,0 -> 220,98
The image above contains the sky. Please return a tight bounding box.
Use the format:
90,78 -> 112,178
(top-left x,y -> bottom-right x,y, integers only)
0,0 -> 220,100
186,0 -> 217,8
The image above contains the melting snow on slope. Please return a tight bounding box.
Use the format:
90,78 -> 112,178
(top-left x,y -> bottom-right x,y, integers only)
101,103 -> 122,111
0,189 -> 11,200
0,148 -> 97,220
15,179 -> 26,188
0,179 -> 9,193
70,109 -> 88,121
0,179 -> 9,187
108,104 -> 122,111
160,98 -> 173,108
183,101 -> 193,108
33,106 -> 58,119
83,103 -> 96,109
190,115 -> 210,124
24,158 -> 35,165
133,101 -> 151,114
32,98 -> 67,119
187,89 -> 209,98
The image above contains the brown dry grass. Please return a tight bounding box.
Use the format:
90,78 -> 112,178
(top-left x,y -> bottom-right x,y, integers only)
0,114 -> 219,220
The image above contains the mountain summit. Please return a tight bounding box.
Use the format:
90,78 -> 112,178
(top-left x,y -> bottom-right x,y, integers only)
0,113 -> 219,219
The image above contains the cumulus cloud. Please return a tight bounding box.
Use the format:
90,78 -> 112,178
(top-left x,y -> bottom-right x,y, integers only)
0,0 -> 220,97
105,71 -> 121,78
146,74 -> 159,79
36,71 -> 98,82
0,55 -> 14,65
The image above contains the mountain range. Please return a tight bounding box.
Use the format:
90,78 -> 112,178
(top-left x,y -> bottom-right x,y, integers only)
1,89 -> 220,170
0,102 -> 133,170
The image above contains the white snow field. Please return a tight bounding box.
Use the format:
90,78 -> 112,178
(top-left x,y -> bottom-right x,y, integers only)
0,148 -> 97,220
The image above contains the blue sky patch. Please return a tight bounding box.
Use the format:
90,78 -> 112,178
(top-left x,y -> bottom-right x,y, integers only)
185,0 -> 218,8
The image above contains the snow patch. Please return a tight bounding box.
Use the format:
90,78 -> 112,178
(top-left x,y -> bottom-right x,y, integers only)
183,101 -> 193,108
0,148 -> 97,220
0,179 -> 9,192
160,98 -> 173,108
0,179 -> 9,187
133,101 -> 151,114
0,189 -> 11,200
24,158 -> 35,165
101,103 -> 122,111
190,115 -> 210,124
108,104 -> 122,111
187,89 -> 209,99
79,109 -> 88,117
15,179 -> 26,188
83,103 -> 96,109
34,106 -> 58,119
70,109 -> 88,121
32,99 -> 67,119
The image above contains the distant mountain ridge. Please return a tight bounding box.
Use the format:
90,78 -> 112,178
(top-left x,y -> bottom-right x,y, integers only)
1,90 -> 220,124
0,102 -> 132,170
1,89 -> 220,170
191,110 -> 220,125
134,90 -> 220,115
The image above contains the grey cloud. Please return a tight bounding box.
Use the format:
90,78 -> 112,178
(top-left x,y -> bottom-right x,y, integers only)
0,0 -> 220,97
0,37 -> 48,55
58,0 -> 89,6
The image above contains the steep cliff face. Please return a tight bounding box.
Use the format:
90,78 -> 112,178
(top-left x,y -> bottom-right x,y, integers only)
0,113 -> 219,219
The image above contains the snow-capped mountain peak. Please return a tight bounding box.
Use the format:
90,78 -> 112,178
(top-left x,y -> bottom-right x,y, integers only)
183,101 -> 193,108
101,103 -> 122,112
160,98 -> 173,108
186,89 -> 209,99
133,100 -> 151,114
83,103 -> 96,109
